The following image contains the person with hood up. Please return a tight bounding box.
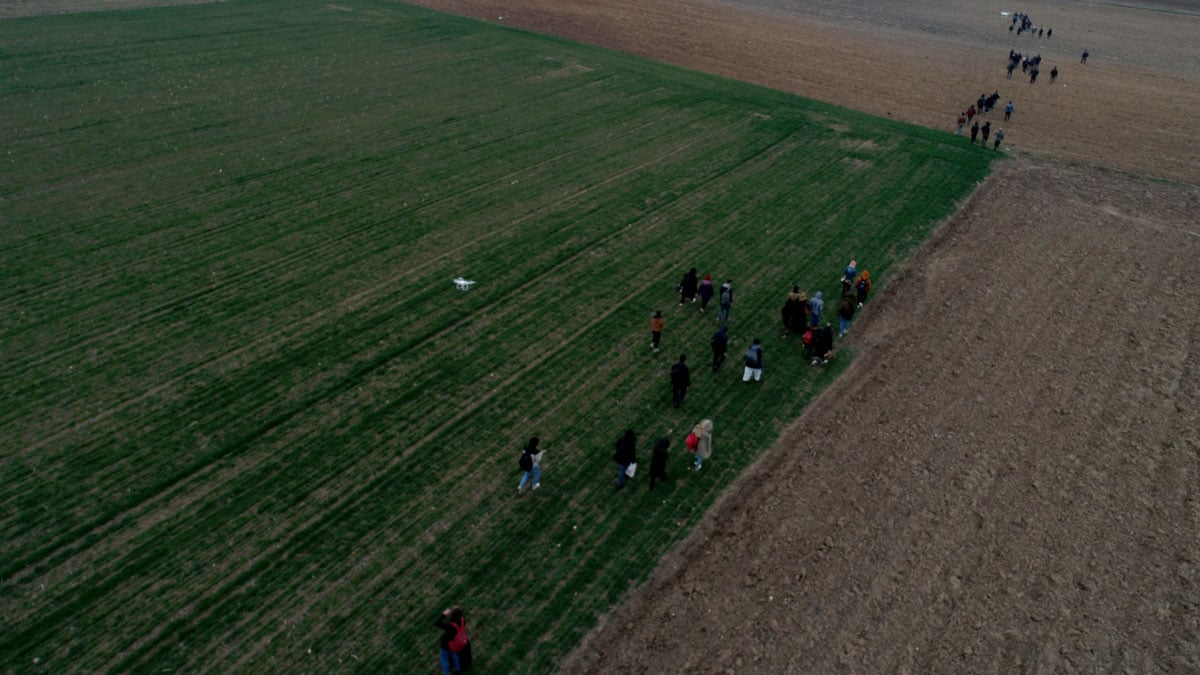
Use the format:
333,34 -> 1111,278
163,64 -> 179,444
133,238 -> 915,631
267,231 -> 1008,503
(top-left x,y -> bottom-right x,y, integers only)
742,338 -> 764,383
837,292 -> 857,338
690,418 -> 714,470
808,291 -> 825,327
677,267 -> 699,306
517,436 -> 545,492
854,270 -> 871,308
716,280 -> 734,323
648,436 -> 671,489
710,325 -> 729,372
670,354 -> 691,408
613,429 -> 637,490
697,274 -> 715,313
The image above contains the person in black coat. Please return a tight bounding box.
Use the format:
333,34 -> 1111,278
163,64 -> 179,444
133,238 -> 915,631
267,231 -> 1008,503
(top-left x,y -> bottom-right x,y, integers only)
678,267 -> 699,305
811,325 -> 835,365
436,606 -> 471,674
613,429 -> 637,490
710,325 -> 729,372
670,355 -> 691,408
649,436 -> 670,489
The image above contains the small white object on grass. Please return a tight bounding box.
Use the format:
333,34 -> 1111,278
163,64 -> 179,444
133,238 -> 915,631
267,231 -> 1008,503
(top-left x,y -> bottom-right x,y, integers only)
453,277 -> 476,291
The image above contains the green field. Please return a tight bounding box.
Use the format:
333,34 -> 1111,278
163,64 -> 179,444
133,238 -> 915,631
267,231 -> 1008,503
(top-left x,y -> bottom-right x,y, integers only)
0,0 -> 992,671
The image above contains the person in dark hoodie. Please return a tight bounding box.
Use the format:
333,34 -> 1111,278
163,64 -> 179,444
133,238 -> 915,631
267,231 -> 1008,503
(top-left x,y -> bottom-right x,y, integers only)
808,291 -> 825,327
811,324 -> 835,365
697,273 -> 714,313
742,338 -> 764,383
649,436 -> 671,489
677,267 -> 699,306
710,325 -> 729,372
436,606 -> 471,674
837,292 -> 857,337
781,286 -> 807,338
613,429 -> 637,490
716,280 -> 734,323
670,354 -> 691,408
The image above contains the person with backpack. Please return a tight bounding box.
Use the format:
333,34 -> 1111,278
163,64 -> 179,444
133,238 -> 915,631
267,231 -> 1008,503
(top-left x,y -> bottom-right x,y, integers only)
436,606 -> 472,674
811,324 -> 835,365
670,354 -> 691,408
650,310 -> 664,352
837,292 -> 857,338
854,270 -> 871,308
742,338 -> 764,383
688,418 -> 714,470
613,429 -> 637,490
841,260 -> 857,295
677,267 -> 699,306
710,325 -> 729,372
808,291 -> 825,327
648,436 -> 671,489
716,280 -> 734,323
781,286 -> 806,338
517,437 -> 544,493
697,274 -> 715,313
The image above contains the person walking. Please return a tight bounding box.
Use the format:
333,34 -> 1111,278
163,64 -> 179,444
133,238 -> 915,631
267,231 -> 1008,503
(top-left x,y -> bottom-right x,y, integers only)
837,292 -> 856,337
650,310 -> 664,352
781,286 -> 806,338
1081,50 -> 1089,64
670,354 -> 691,408
956,112 -> 966,135
981,121 -> 991,144
966,104 -> 975,123
1006,61 -> 1016,78
710,325 -> 728,372
854,270 -> 871,308
1047,28 -> 1052,38
993,128 -> 1005,151
436,607 -> 472,674
742,338 -> 764,383
1029,67 -> 1039,84
677,267 -> 699,306
517,437 -> 544,492
698,274 -> 714,313
1050,66 -> 1058,83
648,436 -> 670,489
716,280 -> 734,323
613,429 -> 637,490
1004,100 -> 1014,121
841,260 -> 857,296
690,418 -> 714,470
970,120 -> 980,144
808,291 -> 825,327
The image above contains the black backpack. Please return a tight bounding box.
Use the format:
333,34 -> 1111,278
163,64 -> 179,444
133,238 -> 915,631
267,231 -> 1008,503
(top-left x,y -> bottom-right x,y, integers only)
519,451 -> 533,472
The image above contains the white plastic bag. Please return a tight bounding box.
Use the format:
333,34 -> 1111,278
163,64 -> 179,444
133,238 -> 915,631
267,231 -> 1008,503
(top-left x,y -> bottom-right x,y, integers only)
625,462 -> 638,478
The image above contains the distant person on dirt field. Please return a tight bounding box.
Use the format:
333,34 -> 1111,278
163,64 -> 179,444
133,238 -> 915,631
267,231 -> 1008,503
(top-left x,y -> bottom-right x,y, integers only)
970,120 -> 980,144
956,112 -> 966,135
855,270 -> 871,308
613,429 -> 637,490
1047,28 -> 1052,38
1050,66 -> 1058,83
436,606 -> 472,674
976,94 -> 986,113
517,436 -> 544,493
808,291 -> 825,327
710,325 -> 729,371
993,128 -> 1005,151
981,121 -> 991,144
1081,50 -> 1089,63
650,310 -> 664,352
717,280 -> 734,323
966,104 -> 976,123
670,354 -> 691,408
1006,61 -> 1016,78
678,267 -> 699,306
698,273 -> 714,312
742,338 -> 764,382
810,324 -> 835,365
690,418 -> 714,470
837,292 -> 856,338
1029,67 -> 1039,84
1004,100 -> 1014,121
649,436 -> 671,489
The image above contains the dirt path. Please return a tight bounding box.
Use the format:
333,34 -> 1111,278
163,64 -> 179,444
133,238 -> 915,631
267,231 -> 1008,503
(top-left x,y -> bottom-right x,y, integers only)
562,157 -> 1200,672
